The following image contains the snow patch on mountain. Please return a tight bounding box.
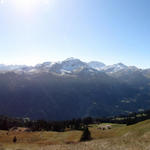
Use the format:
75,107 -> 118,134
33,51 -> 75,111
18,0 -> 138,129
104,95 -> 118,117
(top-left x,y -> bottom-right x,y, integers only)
88,61 -> 105,71
102,63 -> 128,73
61,58 -> 88,72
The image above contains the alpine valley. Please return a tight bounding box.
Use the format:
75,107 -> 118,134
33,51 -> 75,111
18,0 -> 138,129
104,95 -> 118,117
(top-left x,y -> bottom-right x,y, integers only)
0,58 -> 150,120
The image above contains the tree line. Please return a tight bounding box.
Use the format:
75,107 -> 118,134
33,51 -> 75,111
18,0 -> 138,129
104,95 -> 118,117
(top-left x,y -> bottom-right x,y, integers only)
1,109 -> 150,132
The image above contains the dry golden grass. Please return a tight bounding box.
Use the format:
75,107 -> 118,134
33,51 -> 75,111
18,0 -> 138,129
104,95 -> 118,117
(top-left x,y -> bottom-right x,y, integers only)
1,120 -> 150,150
0,130 -> 82,145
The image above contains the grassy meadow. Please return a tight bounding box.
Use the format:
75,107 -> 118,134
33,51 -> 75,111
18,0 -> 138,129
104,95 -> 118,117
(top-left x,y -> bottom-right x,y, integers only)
0,121 -> 150,150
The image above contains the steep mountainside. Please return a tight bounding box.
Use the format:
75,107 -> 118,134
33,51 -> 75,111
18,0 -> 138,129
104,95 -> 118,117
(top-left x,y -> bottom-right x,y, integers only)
0,58 -> 150,120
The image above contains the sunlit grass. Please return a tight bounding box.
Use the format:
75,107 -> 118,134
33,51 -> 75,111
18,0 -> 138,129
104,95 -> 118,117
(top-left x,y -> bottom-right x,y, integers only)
1,120 -> 150,150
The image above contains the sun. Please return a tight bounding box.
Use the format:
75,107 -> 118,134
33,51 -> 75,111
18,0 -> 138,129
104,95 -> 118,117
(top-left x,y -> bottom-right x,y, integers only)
12,0 -> 52,15
13,0 -> 38,13
9,0 -> 52,15
14,0 -> 36,6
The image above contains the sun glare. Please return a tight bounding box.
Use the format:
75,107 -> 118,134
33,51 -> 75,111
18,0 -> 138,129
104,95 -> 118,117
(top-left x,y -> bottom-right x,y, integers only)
12,0 -> 50,14
13,0 -> 38,13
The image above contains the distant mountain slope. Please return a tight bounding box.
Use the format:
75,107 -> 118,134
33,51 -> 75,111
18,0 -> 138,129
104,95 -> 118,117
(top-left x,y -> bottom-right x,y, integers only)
0,70 -> 150,120
0,58 -> 149,120
0,64 -> 27,71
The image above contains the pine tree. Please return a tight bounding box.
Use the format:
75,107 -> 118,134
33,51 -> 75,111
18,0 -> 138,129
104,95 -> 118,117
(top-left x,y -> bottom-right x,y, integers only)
80,127 -> 91,141
13,136 -> 17,143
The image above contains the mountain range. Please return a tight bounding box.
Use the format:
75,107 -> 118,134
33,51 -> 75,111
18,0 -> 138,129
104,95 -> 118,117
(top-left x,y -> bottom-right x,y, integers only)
0,57 -> 139,74
0,58 -> 150,120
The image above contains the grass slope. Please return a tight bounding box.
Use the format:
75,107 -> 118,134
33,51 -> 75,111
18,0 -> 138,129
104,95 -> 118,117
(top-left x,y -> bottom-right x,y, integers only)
1,120 -> 150,150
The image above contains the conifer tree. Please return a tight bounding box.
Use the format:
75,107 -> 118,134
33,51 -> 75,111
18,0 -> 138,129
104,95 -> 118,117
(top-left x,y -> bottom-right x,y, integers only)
80,127 -> 91,141
13,136 -> 17,143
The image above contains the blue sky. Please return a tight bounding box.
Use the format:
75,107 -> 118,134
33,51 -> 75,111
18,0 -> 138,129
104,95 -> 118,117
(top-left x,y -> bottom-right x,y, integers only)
0,0 -> 150,68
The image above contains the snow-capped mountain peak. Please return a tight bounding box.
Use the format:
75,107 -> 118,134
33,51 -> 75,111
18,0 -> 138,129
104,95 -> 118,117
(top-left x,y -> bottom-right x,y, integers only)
88,61 -> 106,71
0,58 -> 140,75
35,62 -> 52,67
102,63 -> 128,73
64,57 -> 80,61
56,58 -> 88,73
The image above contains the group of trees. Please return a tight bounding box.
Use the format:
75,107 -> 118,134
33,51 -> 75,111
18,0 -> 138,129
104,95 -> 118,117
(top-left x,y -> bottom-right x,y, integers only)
0,116 -> 95,132
0,116 -> 93,142
26,117 -> 95,132
108,110 -> 150,125
1,109 -> 150,134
